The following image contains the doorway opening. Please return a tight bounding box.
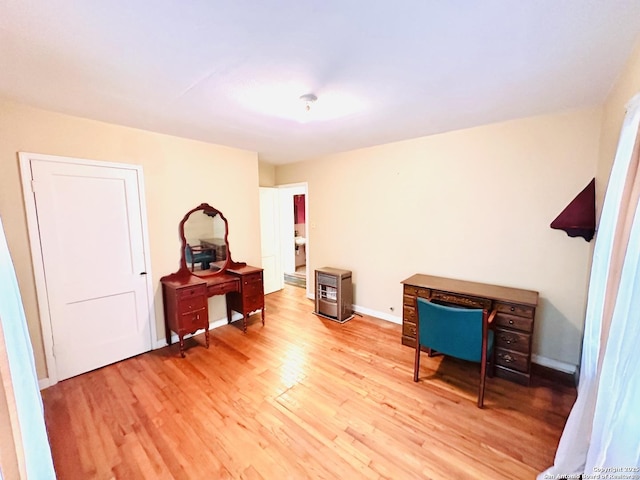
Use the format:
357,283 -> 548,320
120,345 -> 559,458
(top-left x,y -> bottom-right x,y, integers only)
279,185 -> 309,292
291,193 -> 306,283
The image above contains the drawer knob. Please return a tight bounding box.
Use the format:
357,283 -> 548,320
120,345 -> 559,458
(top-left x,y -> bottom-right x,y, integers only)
501,335 -> 517,344
502,354 -> 513,363
509,319 -> 514,325
510,306 -> 515,312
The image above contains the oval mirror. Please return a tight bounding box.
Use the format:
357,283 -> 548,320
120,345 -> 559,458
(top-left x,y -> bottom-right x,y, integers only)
178,203 -> 231,276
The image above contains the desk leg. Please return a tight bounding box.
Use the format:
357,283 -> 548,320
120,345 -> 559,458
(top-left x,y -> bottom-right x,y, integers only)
205,328 -> 210,349
261,308 -> 265,326
242,314 -> 247,333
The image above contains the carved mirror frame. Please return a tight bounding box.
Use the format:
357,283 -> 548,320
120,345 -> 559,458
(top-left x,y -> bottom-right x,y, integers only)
177,203 -> 233,277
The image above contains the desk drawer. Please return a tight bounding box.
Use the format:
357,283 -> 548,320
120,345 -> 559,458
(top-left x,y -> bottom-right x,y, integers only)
403,305 -> 416,323
495,348 -> 529,373
495,313 -> 533,333
404,285 -> 429,297
403,294 -> 415,306
431,290 -> 490,309
402,321 -> 417,338
208,279 -> 239,296
495,302 -> 534,319
495,328 -> 530,354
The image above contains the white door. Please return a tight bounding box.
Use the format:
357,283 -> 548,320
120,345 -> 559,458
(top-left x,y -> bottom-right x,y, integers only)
24,155 -> 153,381
259,187 -> 283,294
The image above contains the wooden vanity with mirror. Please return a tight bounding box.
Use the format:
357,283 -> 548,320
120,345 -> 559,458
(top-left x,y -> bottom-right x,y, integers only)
160,203 -> 265,357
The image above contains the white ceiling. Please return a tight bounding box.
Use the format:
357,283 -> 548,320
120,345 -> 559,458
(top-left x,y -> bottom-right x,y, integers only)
1,1 -> 640,165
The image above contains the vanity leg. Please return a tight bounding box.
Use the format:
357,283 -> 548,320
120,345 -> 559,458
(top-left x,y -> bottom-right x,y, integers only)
261,308 -> 265,326
165,323 -> 172,346
179,335 -> 185,358
205,328 -> 210,349
226,296 -> 233,324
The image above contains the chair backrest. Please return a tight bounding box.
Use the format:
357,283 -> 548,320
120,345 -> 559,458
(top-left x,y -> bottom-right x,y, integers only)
416,298 -> 485,362
184,244 -> 194,262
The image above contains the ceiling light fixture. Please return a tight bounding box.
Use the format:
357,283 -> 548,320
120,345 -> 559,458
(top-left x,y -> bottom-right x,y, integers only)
299,93 -> 318,112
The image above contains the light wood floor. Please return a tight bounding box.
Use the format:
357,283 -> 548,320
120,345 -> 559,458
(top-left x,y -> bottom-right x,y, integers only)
42,285 -> 576,479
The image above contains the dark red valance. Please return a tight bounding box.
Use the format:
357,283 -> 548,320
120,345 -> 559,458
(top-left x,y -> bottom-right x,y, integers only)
550,178 -> 596,242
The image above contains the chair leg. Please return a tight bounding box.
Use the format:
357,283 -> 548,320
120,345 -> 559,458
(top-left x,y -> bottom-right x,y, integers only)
413,343 -> 421,382
478,357 -> 487,408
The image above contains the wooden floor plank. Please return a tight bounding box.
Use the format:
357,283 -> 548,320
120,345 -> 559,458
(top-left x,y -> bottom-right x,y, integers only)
42,285 -> 575,479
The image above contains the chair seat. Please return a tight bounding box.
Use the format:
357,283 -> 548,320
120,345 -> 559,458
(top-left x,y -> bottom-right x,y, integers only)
414,298 -> 497,408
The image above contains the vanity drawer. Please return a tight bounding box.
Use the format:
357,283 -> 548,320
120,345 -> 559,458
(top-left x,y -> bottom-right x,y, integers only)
495,328 -> 530,354
180,309 -> 207,333
243,293 -> 264,312
243,281 -> 263,298
495,302 -> 534,319
495,313 -> 533,333
208,279 -> 239,296
178,294 -> 207,313
177,284 -> 207,300
495,348 -> 529,373
242,272 -> 263,285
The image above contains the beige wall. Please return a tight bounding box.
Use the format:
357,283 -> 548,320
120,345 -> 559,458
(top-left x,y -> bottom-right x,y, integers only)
276,108 -> 602,369
259,161 -> 276,186
597,39 -> 640,217
0,98 -> 261,380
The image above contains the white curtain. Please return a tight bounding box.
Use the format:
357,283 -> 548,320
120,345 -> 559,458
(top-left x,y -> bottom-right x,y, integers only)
539,93 -> 640,478
0,217 -> 56,479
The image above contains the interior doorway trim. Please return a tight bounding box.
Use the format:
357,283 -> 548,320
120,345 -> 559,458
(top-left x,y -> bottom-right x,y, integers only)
19,152 -> 157,388
278,182 -> 310,298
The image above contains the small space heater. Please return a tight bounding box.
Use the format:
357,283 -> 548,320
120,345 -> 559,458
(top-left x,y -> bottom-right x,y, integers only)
314,267 -> 353,323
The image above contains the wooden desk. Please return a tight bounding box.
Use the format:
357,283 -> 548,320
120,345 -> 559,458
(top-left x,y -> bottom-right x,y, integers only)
161,266 -> 264,357
401,274 -> 538,385
199,237 -> 227,262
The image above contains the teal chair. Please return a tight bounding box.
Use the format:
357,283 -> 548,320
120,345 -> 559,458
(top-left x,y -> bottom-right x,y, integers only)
185,244 -> 215,271
414,298 -> 497,408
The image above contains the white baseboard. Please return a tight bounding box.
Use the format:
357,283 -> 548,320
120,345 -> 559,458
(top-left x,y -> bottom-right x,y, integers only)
531,354 -> 577,374
349,304 -> 578,377
353,304 -> 402,324
38,377 -> 53,390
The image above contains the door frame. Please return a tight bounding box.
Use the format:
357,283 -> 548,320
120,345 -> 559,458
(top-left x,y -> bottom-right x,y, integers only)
259,187 -> 284,295
19,152 -> 157,388
278,182 -> 311,298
